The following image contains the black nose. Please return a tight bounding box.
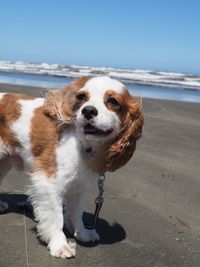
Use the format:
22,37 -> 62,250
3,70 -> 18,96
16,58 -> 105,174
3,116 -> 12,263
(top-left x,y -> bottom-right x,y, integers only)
82,106 -> 98,120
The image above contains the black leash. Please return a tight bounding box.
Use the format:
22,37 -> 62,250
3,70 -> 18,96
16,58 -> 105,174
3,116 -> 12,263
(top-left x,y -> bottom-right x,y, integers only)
85,173 -> 105,230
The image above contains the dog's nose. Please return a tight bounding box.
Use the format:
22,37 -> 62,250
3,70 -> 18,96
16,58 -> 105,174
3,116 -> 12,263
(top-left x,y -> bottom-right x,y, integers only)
82,106 -> 98,120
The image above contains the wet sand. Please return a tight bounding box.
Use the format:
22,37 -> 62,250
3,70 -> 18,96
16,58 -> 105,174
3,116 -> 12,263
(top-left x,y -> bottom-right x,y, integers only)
0,83 -> 200,266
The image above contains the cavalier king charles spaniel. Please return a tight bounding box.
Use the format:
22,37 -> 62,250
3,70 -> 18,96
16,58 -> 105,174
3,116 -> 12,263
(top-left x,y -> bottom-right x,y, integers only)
0,76 -> 143,258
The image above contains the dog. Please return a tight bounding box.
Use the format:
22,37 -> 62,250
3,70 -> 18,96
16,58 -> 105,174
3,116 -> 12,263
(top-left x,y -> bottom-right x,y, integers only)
0,76 -> 144,258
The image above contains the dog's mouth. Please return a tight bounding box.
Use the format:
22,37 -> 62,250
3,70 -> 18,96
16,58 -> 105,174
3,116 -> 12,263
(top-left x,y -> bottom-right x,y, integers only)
83,123 -> 113,136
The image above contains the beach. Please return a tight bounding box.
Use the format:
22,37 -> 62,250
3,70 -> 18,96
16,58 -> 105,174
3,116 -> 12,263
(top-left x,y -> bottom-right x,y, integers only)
0,83 -> 200,266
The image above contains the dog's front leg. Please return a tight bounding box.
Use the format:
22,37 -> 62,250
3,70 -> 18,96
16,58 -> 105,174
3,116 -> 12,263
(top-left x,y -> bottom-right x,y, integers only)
65,192 -> 100,243
29,173 -> 76,258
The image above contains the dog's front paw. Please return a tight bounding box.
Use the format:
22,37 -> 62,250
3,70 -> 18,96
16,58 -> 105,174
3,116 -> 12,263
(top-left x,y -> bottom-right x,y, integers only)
0,201 -> 9,214
48,232 -> 76,258
49,241 -> 76,258
74,228 -> 100,243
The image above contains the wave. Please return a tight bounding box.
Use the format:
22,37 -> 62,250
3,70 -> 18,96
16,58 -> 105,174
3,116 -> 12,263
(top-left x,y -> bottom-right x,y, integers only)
0,60 -> 200,90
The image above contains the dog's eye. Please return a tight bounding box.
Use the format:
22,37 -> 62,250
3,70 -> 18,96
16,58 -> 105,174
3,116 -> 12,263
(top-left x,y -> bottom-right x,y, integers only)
107,97 -> 119,106
76,93 -> 86,101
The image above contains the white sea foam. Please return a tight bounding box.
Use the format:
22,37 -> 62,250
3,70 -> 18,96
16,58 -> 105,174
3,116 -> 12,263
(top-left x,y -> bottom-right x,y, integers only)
0,60 -> 200,90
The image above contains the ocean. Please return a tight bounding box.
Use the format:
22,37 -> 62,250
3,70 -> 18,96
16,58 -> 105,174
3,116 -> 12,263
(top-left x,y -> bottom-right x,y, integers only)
0,70 -> 200,103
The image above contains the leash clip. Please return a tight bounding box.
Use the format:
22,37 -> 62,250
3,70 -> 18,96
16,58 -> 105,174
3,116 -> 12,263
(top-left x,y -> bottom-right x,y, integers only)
85,173 -> 105,230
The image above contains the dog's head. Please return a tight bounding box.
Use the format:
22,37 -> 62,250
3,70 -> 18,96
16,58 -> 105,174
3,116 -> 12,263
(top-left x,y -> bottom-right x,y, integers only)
43,76 -> 144,172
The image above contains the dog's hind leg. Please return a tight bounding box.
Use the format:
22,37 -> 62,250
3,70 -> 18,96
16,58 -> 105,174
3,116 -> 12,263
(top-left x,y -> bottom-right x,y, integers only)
0,157 -> 12,213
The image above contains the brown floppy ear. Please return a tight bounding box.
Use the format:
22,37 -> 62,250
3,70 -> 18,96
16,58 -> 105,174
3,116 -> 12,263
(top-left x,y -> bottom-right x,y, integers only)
42,89 -> 73,128
91,95 -> 144,172
43,76 -> 91,128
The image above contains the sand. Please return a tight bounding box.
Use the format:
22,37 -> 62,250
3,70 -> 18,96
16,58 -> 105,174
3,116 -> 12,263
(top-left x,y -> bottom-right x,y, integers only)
0,82 -> 200,266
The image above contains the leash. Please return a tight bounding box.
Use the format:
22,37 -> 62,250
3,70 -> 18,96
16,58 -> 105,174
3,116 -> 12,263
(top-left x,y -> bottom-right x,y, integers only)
18,173 -> 106,230
85,173 -> 105,230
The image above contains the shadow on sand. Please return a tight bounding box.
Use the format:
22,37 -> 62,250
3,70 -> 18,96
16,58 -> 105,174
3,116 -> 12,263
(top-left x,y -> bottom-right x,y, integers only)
0,193 -> 126,247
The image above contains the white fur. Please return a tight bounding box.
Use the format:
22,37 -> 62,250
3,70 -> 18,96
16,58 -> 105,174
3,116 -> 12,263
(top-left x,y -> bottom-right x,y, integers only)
27,129 -> 99,257
28,171 -> 76,258
0,137 -> 10,157
0,94 -> 10,156
11,98 -> 44,167
0,94 -> 7,156
56,128 -> 99,242
0,77 -> 127,258
0,93 -> 11,211
0,93 -> 6,101
84,76 -> 124,94
76,77 -> 122,149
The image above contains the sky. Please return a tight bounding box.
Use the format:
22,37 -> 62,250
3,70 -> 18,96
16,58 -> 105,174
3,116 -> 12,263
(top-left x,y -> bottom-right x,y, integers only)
0,0 -> 200,73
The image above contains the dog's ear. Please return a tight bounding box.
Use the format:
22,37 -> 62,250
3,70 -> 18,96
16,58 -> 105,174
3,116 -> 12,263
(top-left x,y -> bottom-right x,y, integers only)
91,95 -> 144,172
43,89 -> 70,125
42,76 -> 91,128
70,76 -> 91,91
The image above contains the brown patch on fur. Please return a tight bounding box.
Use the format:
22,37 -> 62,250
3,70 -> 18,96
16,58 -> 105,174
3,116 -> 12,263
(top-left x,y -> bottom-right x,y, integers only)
43,76 -> 91,129
72,90 -> 90,112
31,77 -> 91,177
104,89 -> 130,119
0,93 -> 34,153
90,88 -> 144,172
30,106 -> 60,177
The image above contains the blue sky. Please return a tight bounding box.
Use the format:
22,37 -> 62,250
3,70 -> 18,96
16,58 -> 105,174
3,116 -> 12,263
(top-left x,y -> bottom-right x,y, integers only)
0,0 -> 200,73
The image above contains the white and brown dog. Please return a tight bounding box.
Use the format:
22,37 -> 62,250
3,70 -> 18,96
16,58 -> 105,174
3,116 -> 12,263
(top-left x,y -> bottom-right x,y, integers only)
0,76 -> 143,258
